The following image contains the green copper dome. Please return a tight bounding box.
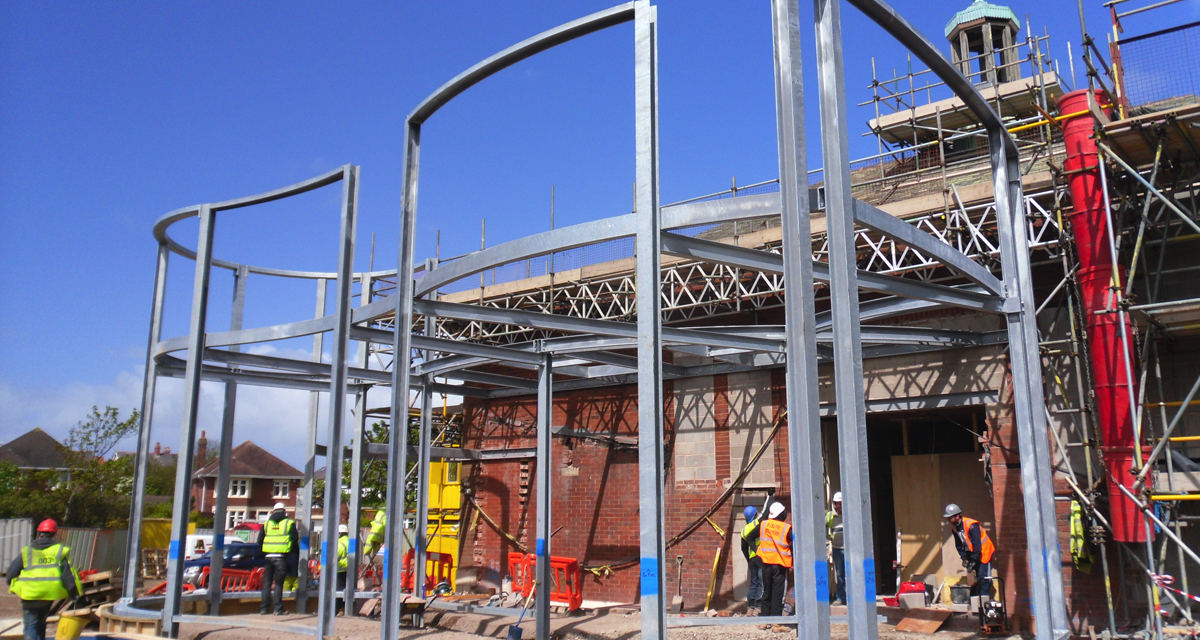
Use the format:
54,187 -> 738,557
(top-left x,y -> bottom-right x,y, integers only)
945,0 -> 1019,38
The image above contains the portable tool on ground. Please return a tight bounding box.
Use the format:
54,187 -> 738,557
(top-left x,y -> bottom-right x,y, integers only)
507,583 -> 537,640
672,556 -> 684,612
977,576 -> 1008,635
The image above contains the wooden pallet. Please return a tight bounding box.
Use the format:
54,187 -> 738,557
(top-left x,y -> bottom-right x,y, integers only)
96,604 -> 161,636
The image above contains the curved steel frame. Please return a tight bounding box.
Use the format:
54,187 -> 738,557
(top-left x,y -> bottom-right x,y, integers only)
128,1 -> 1067,639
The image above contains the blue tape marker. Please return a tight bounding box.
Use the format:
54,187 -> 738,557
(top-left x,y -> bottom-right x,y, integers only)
323,541 -> 331,560
300,537 -> 310,551
640,558 -> 659,596
168,540 -> 180,561
213,537 -> 224,551
348,539 -> 357,554
382,548 -> 389,581
536,538 -> 546,557
814,561 -> 830,602
863,559 -> 876,602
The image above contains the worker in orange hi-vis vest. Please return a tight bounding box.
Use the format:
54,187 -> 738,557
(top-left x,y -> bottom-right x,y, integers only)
744,500 -> 793,625
943,503 -> 996,597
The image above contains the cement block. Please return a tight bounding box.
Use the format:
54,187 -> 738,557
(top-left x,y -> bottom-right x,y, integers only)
898,593 -> 926,610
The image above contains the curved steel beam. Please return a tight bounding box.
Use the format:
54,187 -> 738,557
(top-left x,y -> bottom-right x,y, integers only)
407,3 -> 636,125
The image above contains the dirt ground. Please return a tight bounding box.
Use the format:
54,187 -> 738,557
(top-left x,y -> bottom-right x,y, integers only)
172,608 -> 1017,640
2,591 -> 1021,640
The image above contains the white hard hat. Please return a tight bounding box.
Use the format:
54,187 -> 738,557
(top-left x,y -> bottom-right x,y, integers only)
768,501 -> 786,519
832,492 -> 843,503
338,524 -> 349,534
273,502 -> 286,511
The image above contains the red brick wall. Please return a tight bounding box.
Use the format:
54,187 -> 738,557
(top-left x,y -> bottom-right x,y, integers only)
464,366 -> 1114,620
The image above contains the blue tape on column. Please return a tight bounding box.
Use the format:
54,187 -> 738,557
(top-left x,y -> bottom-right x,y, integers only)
536,539 -> 546,557
814,561 -> 830,602
300,537 -> 310,551
348,539 -> 357,554
382,548 -> 389,581
168,540 -> 179,561
323,541 -> 330,560
213,537 -> 224,551
640,558 -> 659,596
863,559 -> 876,601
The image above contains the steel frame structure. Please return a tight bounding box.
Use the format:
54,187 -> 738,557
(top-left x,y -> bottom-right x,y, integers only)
121,2 -> 1071,639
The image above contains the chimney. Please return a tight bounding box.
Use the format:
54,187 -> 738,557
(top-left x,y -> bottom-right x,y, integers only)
195,431 -> 208,472
154,443 -> 161,456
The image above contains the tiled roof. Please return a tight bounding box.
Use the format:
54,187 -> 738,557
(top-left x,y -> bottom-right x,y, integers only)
195,441 -> 302,479
946,0 -> 1018,37
0,428 -> 68,470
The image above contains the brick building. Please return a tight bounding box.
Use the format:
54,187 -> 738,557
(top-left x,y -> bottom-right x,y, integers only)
191,440 -> 303,529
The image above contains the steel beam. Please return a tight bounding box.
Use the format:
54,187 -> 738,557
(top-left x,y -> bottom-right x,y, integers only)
814,1 -> 877,637
296,279 -> 326,614
383,117 -> 420,640
535,351 -> 553,640
414,299 -> 784,353
771,0 -> 829,636
210,264 -> 248,615
851,199 -> 1003,295
343,274 -> 372,616
162,204 -> 216,637
124,242 -> 169,601
634,4 -> 667,638
317,165 -> 358,637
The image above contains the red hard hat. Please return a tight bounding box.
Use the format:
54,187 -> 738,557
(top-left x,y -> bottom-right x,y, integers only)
37,519 -> 58,534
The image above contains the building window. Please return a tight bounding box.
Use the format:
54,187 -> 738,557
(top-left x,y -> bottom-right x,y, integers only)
229,479 -> 248,497
256,510 -> 274,522
226,509 -> 246,530
273,480 -> 290,498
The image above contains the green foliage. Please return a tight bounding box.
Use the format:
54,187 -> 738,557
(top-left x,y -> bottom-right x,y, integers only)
144,501 -> 173,518
189,511 -> 213,528
0,406 -> 146,529
311,421 -> 414,511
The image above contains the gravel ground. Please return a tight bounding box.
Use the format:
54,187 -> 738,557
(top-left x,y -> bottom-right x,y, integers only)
170,609 -> 1022,640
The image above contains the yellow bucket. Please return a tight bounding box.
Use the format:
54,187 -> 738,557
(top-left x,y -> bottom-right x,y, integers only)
54,615 -> 87,640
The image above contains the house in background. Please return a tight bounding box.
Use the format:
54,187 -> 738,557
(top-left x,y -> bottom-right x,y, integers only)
191,441 -> 303,529
0,428 -> 71,483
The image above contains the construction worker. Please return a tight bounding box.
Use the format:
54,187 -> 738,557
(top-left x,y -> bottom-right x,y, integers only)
826,492 -> 846,605
365,510 -> 386,556
258,503 -> 298,615
943,504 -> 995,597
336,524 -> 350,592
745,501 -> 793,624
6,519 -> 82,640
740,505 -> 763,613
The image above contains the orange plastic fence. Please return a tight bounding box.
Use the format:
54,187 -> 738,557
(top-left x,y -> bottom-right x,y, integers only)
400,548 -> 454,594
506,553 -> 583,611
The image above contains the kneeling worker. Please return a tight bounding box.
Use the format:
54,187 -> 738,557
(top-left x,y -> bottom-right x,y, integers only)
6,519 -> 82,640
943,504 -> 995,597
745,501 -> 793,619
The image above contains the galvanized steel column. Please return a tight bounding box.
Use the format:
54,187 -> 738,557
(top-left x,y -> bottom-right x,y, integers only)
318,165 -> 360,638
161,203 -> 217,637
634,3 -> 667,639
210,264 -> 249,615
414,379 -> 433,600
535,350 -> 553,640
989,131 -> 1069,640
124,241 -> 169,602
771,0 -> 830,637
383,119 -> 422,640
296,279 -> 328,613
344,273 -> 373,615
813,1 -> 878,638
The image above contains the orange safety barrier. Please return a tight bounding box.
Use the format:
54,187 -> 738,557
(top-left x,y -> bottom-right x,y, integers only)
400,548 -> 454,594
506,553 -> 583,611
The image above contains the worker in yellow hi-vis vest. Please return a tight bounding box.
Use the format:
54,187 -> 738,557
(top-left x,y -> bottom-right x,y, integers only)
257,503 -> 298,615
365,510 -> 386,556
6,519 -> 82,640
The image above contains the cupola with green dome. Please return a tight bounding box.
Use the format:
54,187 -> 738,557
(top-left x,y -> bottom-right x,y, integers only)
946,0 -> 1022,85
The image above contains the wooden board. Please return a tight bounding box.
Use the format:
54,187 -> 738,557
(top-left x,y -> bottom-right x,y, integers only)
894,608 -> 953,633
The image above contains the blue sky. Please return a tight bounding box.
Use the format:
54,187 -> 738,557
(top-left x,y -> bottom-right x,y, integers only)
1,0 -> 1192,466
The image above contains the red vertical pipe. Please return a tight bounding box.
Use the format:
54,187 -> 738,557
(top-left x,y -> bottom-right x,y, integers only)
1060,89 -> 1149,542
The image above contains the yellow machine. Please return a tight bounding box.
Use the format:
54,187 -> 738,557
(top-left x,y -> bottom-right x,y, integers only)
424,459 -> 462,588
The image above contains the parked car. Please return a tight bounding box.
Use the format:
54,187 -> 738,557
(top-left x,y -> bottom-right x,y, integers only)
182,541 -> 265,587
